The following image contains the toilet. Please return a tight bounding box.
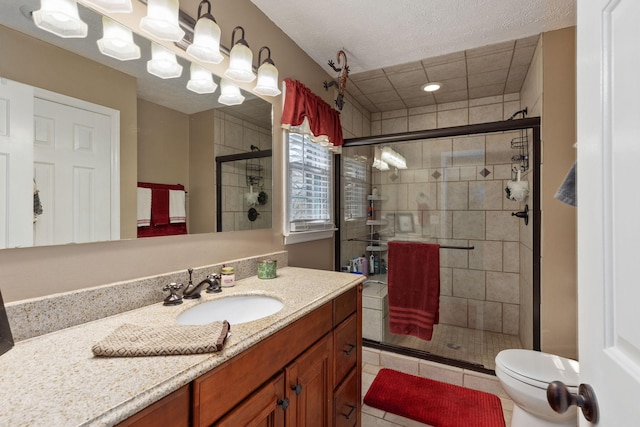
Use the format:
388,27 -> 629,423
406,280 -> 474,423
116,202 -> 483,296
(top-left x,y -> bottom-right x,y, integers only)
495,349 -> 580,427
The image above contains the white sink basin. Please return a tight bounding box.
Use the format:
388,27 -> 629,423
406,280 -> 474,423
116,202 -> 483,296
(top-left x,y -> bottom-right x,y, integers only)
177,295 -> 284,325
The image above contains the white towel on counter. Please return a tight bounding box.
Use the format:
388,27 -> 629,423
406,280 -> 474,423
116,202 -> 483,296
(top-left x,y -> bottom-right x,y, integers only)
169,189 -> 186,223
137,187 -> 151,227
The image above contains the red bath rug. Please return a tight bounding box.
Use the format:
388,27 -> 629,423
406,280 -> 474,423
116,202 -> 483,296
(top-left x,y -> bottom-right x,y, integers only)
363,368 -> 505,427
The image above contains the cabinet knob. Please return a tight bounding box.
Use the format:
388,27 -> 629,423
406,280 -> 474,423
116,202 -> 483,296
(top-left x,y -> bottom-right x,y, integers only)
277,398 -> 290,411
547,381 -> 598,423
291,384 -> 302,395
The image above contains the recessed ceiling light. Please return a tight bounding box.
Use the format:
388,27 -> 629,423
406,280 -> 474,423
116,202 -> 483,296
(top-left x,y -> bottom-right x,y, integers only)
422,82 -> 442,92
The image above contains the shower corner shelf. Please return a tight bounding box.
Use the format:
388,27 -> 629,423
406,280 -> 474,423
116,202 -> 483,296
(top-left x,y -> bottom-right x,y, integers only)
366,219 -> 387,226
367,195 -> 387,201
366,245 -> 388,252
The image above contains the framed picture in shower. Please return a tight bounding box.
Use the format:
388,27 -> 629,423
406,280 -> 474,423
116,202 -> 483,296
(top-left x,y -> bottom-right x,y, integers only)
397,213 -> 414,233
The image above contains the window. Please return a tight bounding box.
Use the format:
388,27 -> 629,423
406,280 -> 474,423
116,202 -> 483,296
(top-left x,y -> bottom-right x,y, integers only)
343,156 -> 367,220
285,132 -> 335,243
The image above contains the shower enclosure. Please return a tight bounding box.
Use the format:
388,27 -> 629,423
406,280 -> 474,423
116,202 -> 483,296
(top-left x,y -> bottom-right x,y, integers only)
339,118 -> 540,372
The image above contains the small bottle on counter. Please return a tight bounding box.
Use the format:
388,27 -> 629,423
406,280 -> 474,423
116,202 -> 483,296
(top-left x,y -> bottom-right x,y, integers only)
221,265 -> 235,287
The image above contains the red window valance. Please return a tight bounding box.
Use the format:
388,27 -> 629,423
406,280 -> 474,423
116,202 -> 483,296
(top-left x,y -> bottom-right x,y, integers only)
281,78 -> 344,147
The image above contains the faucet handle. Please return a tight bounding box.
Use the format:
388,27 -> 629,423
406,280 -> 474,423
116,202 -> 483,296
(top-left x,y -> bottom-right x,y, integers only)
206,274 -> 222,294
162,282 -> 183,306
187,268 -> 194,286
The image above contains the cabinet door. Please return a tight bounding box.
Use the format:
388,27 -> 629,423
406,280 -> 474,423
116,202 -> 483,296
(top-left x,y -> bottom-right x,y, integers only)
214,373 -> 285,427
334,369 -> 358,427
115,385 -> 190,427
286,334 -> 333,427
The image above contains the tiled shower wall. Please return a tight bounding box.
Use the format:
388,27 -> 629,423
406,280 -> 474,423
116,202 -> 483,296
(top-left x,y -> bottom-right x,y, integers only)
373,130 -> 526,335
214,110 -> 273,232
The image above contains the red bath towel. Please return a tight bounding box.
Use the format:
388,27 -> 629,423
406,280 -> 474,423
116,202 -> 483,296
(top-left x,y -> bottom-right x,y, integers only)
387,241 -> 440,341
151,188 -> 169,226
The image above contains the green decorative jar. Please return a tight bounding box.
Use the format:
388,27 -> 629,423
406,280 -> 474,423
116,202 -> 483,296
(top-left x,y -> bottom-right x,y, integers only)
257,259 -> 277,279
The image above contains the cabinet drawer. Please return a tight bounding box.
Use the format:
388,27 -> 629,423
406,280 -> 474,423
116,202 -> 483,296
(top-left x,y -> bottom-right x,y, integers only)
333,314 -> 357,385
333,369 -> 358,427
334,286 -> 357,326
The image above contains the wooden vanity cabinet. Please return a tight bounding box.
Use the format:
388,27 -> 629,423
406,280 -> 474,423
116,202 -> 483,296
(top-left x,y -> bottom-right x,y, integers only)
120,284 -> 362,427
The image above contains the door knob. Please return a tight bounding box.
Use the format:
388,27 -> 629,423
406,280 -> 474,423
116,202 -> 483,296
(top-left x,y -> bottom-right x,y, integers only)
547,381 -> 598,423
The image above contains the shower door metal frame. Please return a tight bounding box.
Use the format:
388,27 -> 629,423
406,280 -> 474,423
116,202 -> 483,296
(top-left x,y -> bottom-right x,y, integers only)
337,117 -> 542,363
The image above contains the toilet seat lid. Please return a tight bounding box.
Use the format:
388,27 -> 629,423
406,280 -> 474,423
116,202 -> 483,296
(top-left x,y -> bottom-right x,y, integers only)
496,349 -> 580,387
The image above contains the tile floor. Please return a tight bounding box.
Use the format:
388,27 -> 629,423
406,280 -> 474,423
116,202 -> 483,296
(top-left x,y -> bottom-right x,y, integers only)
361,346 -> 514,426
384,323 -> 523,370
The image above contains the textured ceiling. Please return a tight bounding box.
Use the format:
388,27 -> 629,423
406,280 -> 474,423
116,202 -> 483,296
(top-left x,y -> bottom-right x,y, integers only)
251,0 -> 576,111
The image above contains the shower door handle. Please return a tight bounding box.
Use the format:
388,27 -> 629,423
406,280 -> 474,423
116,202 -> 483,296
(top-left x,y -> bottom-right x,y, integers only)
547,381 -> 598,423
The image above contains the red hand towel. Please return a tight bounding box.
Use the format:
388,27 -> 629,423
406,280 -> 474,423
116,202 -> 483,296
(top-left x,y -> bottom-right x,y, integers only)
387,242 -> 440,341
151,188 -> 169,226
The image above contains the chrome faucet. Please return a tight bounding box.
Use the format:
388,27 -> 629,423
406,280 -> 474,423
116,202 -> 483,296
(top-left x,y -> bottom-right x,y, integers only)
182,268 -> 222,299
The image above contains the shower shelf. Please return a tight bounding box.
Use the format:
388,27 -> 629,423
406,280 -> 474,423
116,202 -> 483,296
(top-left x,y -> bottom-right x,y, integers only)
366,219 -> 388,226
366,245 -> 388,252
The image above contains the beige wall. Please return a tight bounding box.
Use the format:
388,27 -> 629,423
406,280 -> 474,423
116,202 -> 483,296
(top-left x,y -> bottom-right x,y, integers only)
0,24 -> 138,240
540,27 -> 577,359
137,99 -> 190,188
0,0 -> 335,302
189,110 -> 216,234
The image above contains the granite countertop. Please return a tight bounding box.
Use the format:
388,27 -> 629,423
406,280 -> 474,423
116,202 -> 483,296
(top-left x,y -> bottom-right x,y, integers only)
0,267 -> 364,427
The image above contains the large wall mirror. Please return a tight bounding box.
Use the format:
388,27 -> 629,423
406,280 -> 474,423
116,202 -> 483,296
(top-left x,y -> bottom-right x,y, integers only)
0,0 -> 273,250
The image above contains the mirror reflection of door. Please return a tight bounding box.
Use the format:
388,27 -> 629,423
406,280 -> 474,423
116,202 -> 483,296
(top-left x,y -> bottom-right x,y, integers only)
0,78 -> 119,249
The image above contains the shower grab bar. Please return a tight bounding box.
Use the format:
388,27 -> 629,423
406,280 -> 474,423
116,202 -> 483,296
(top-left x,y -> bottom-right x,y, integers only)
347,238 -> 474,250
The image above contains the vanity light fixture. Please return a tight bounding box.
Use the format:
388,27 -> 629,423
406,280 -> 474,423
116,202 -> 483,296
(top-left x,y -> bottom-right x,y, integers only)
82,0 -> 132,14
187,63 -> 217,94
421,82 -> 442,92
32,0 -> 88,38
97,16 -> 141,61
218,78 -> 245,106
224,26 -> 256,83
372,147 -> 390,171
254,46 -> 281,96
380,146 -> 407,169
147,42 -> 183,79
186,0 -> 223,64
140,0 -> 185,42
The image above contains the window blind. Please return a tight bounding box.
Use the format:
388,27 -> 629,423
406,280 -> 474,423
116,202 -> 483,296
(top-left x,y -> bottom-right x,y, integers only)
343,156 -> 367,220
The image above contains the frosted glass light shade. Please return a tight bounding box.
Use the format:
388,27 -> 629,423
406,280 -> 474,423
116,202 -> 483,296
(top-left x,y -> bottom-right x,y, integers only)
147,43 -> 182,79
83,0 -> 132,14
140,0 -> 185,42
224,43 -> 255,83
97,16 -> 140,61
218,79 -> 245,106
32,0 -> 88,38
381,147 -> 407,169
186,16 -> 223,64
254,62 -> 281,96
187,63 -> 217,94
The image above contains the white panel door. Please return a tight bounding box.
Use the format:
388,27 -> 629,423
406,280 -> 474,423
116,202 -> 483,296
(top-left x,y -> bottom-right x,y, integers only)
576,0 -> 640,424
33,97 -> 114,245
0,78 -> 34,249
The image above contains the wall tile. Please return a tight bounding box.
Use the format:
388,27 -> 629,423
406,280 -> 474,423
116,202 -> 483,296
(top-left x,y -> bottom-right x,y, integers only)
438,181 -> 469,210
440,267 -> 453,296
437,108 -> 469,128
460,166 -> 477,181
503,242 -> 520,272
463,370 -> 508,398
469,240 -> 503,271
422,138 -> 453,168
453,268 -> 486,300
452,135 -> 485,166
409,182 -> 437,210
486,272 -> 520,303
419,360 -> 464,386
487,211 -> 519,241
503,303 -> 520,335
469,104 -> 504,124
439,296 -> 468,327
443,167 -> 460,181
468,300 -> 503,332
408,113 -> 437,131
437,100 -> 469,111
439,239 -> 469,268
380,351 -> 420,375
381,117 -> 408,134
469,95 -> 504,107
453,211 -> 485,240
469,180 -> 504,210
